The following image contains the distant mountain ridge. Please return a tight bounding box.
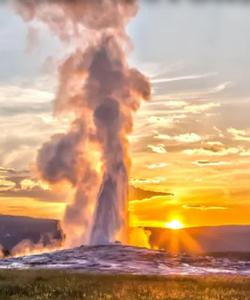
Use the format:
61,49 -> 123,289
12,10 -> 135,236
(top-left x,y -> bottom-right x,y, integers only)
0,214 -> 63,253
149,225 -> 250,253
0,214 -> 250,254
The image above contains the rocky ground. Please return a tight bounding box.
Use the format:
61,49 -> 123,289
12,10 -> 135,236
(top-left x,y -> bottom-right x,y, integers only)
0,244 -> 250,275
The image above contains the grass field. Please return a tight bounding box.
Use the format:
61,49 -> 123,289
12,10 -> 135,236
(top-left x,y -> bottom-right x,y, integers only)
0,270 -> 250,300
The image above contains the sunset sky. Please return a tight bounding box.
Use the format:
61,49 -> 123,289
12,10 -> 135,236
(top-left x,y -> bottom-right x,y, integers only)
1,1 -> 250,229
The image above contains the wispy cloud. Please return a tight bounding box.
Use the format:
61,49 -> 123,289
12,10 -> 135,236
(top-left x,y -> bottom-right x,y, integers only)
147,162 -> 169,169
0,83 -> 53,105
183,204 -> 228,211
153,82 -> 231,101
147,144 -> 167,154
151,72 -> 217,84
193,160 -> 232,167
240,149 -> 250,157
0,167 -> 66,203
183,146 -> 240,156
155,133 -> 202,143
130,177 -> 166,185
228,128 -> 250,142
180,141 -> 239,157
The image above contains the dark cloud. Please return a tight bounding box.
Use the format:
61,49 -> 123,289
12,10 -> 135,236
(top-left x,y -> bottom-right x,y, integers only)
0,187 -> 64,203
129,186 -> 174,201
0,167 -> 29,178
0,167 -> 64,202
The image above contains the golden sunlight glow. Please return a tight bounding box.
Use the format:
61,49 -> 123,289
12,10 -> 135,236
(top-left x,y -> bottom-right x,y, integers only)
165,219 -> 184,230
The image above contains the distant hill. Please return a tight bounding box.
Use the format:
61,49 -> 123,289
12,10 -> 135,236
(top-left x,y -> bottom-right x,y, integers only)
149,226 -> 250,253
1,214 -> 250,255
0,215 -> 63,253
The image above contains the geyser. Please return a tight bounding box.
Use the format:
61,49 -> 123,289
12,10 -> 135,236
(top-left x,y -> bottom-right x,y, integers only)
13,0 -> 151,246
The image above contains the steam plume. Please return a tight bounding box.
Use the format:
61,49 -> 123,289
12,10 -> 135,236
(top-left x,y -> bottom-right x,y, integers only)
13,0 -> 151,246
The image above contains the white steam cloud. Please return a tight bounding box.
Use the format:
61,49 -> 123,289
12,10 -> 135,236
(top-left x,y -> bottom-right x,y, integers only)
13,0 -> 151,246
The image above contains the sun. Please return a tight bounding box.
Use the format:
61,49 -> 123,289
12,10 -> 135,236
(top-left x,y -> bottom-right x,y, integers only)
165,219 -> 184,230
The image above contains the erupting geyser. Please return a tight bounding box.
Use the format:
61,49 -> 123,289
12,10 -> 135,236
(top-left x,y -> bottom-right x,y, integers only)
13,0 -> 151,246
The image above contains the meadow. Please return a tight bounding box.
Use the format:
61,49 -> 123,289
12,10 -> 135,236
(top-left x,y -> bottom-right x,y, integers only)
0,270 -> 250,300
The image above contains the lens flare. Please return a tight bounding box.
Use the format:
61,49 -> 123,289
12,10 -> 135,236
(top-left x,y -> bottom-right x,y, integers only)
165,219 -> 183,230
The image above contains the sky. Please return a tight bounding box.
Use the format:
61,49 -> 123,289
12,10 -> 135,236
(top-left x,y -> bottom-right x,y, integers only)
1,1 -> 250,229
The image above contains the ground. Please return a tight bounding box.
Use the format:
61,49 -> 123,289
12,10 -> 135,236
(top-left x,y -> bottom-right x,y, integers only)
0,270 -> 250,300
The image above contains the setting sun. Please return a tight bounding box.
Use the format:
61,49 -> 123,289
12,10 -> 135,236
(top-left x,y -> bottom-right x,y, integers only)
165,219 -> 184,230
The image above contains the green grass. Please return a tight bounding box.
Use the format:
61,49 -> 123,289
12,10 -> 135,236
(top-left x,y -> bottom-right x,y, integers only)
0,270 -> 250,300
